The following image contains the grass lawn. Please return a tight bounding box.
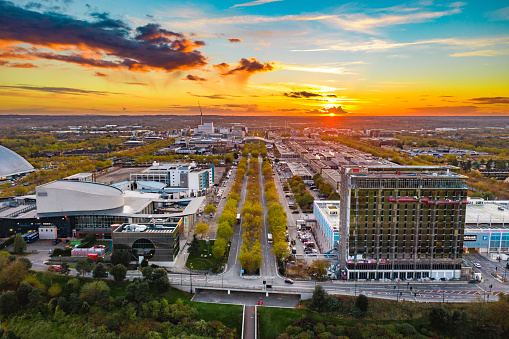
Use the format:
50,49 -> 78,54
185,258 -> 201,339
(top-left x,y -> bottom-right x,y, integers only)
186,240 -> 218,271
190,301 -> 243,334
258,307 -> 354,339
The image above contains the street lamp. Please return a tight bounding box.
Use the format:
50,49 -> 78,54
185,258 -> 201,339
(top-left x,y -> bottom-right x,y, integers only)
189,264 -> 193,293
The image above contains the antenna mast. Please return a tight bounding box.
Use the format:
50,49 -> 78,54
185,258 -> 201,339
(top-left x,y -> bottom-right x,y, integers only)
198,101 -> 203,125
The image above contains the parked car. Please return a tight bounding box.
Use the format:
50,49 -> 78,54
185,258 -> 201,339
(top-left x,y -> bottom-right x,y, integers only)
52,238 -> 62,245
284,278 -> 294,284
48,265 -> 61,272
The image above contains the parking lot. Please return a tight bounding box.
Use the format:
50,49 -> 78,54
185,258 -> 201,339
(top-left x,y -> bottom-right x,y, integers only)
3,238 -> 68,271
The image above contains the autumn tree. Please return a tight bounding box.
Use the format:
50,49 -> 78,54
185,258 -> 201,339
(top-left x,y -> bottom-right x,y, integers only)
204,204 -> 216,214
309,260 -> 329,278
194,222 -> 210,239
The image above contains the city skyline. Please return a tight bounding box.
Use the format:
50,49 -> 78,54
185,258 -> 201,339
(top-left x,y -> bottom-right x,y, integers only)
1,0 -> 508,116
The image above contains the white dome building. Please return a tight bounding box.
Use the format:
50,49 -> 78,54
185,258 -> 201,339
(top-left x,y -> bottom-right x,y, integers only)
36,180 -> 124,214
0,145 -> 35,179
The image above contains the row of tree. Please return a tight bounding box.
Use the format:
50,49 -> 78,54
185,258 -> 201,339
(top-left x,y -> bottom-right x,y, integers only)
238,156 -> 263,273
211,157 -> 249,265
262,158 -> 290,261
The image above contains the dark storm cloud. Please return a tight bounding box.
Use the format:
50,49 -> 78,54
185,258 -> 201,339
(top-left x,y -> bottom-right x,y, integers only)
0,59 -> 38,68
24,2 -> 42,10
184,74 -> 207,81
283,91 -> 336,99
0,85 -> 117,96
221,58 -> 275,75
321,106 -> 348,115
470,97 -> 509,104
0,1 -> 207,72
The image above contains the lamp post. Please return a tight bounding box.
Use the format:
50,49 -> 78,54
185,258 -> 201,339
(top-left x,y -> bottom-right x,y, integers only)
189,264 -> 193,293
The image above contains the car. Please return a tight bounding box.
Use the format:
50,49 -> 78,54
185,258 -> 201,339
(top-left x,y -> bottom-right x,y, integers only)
48,265 -> 61,272
284,278 -> 294,284
52,238 -> 62,245
474,263 -> 481,268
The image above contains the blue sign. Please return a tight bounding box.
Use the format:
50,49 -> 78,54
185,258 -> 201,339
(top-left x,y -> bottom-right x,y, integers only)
241,269 -> 244,274
483,236 -> 488,241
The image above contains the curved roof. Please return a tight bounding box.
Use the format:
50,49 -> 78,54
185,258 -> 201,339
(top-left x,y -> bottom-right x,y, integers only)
40,180 -> 123,196
0,145 -> 35,178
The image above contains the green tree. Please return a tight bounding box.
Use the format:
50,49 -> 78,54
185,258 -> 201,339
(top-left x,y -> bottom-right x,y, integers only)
328,192 -> 340,200
429,305 -> 451,332
76,259 -> 92,277
13,233 -> 26,254
111,250 -> 132,267
16,281 -> 35,307
93,263 -> 108,278
126,279 -> 151,304
60,262 -> 71,275
188,235 -> 200,256
308,285 -> 328,312
110,264 -> 127,282
80,280 -> 110,305
151,268 -> 170,293
0,291 -> 19,316
18,257 -> 32,270
355,294 -> 369,315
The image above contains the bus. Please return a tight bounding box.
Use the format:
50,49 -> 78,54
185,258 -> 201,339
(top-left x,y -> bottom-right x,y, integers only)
22,231 -> 39,243
236,214 -> 241,224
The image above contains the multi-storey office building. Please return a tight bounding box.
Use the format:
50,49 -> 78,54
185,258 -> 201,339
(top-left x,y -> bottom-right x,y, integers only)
130,162 -> 214,196
339,166 -> 468,280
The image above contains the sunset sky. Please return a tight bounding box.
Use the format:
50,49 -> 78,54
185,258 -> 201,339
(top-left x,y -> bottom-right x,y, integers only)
1,0 -> 508,116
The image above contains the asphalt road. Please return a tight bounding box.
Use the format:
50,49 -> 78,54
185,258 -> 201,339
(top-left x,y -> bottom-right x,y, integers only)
259,158 -> 277,279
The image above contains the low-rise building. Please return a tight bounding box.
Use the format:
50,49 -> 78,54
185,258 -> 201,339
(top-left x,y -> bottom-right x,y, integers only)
112,219 -> 182,267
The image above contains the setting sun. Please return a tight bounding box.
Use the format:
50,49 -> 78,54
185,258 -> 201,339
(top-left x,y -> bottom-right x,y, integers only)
330,113 -> 335,116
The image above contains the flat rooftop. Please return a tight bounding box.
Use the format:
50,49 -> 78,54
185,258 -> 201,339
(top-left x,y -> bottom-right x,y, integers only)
314,201 -> 341,232
114,222 -> 179,233
465,201 -> 509,225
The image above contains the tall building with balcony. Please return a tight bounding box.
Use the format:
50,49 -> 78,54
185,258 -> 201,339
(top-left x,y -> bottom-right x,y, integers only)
339,166 -> 468,280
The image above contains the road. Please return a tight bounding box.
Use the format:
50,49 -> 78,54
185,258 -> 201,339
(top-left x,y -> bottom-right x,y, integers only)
259,158 -> 278,279
206,167 -> 237,239
219,164 -> 249,285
